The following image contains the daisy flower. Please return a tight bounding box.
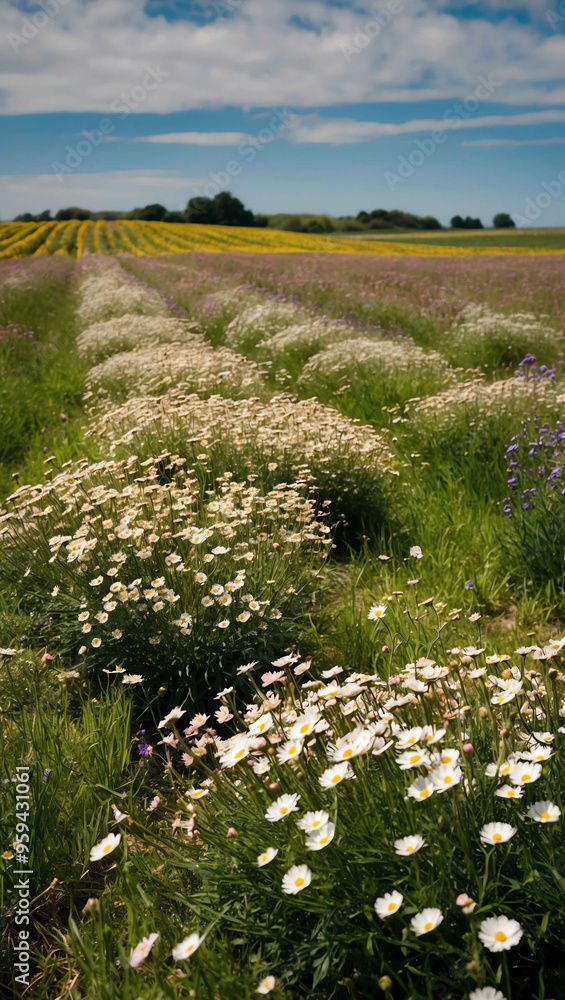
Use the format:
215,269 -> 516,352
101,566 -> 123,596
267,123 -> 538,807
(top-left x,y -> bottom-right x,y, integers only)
374,890 -> 403,919
256,975 -> 276,994
257,847 -> 279,867
305,822 -> 335,851
407,776 -> 435,802
431,764 -> 463,793
265,793 -> 301,822
281,864 -> 312,894
478,915 -> 523,952
526,800 -> 561,823
172,933 -> 203,961
394,834 -> 426,856
158,707 -> 186,729
367,604 -> 387,621
288,712 -> 320,739
509,761 -> 542,786
495,785 -> 523,800
249,712 -> 273,736
297,811 -> 330,832
129,932 -> 159,968
318,763 -> 354,789
480,822 -> 516,846
396,747 -> 430,769
89,832 -> 121,862
395,727 -> 423,749
411,908 -> 443,936
276,740 -> 304,764
469,989 -> 506,1000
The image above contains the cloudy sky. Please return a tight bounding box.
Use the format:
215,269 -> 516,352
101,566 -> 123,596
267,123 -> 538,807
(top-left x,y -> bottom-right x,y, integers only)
1,0 -> 565,223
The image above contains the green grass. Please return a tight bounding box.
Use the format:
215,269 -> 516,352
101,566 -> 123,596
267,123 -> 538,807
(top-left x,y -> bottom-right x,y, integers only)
338,228 -> 565,250
2,255 -> 565,999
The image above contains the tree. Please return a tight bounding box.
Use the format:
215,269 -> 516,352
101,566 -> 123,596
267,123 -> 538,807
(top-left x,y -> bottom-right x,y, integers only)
253,214 -> 269,228
185,191 -> 255,227
282,216 -> 305,232
55,207 -> 91,220
493,213 -> 516,229
420,216 -> 442,230
130,203 -> 168,221
451,215 -> 483,230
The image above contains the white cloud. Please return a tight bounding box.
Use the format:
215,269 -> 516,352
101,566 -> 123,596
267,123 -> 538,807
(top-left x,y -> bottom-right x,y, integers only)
462,136 -> 565,147
282,108 -> 565,143
136,131 -> 255,145
1,0 -> 565,114
0,169 -> 200,218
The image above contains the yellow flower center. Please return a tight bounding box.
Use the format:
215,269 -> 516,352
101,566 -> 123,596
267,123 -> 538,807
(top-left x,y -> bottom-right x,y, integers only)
494,931 -> 507,942
419,789 -> 429,797
443,776 -> 452,784
424,922 -> 433,930
406,845 -> 413,852
540,811 -> 550,819
289,746 -> 297,755
522,773 -> 531,781
409,754 -> 420,764
507,790 -> 515,797
103,844 -> 112,853
407,736 -> 416,744
279,807 -> 287,814
319,837 -> 329,845
388,902 -> 396,911
295,878 -> 305,887
235,749 -> 246,759
186,944 -> 194,953
492,833 -> 502,841
441,755 -> 451,763
331,775 -> 341,784
300,724 -> 309,733
342,749 -> 353,758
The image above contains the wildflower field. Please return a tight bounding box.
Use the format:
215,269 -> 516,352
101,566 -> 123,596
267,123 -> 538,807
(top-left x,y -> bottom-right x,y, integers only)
2,248 -> 565,1000
1,220 -> 563,260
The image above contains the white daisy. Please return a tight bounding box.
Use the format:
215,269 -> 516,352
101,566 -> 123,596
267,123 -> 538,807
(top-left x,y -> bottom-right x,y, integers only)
478,915 -> 523,952
265,793 -> 301,822
129,932 -> 159,968
480,822 -> 516,846
281,864 -> 312,894
257,847 -> 279,867
256,975 -> 276,994
318,763 -> 354,789
297,811 -> 330,832
394,834 -> 426,856
305,822 -> 335,851
374,890 -> 403,919
526,800 -> 561,823
411,907 -> 443,936
172,933 -> 203,961
89,832 -> 121,862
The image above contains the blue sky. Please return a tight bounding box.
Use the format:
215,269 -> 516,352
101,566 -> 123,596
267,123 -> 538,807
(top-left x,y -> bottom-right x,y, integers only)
1,0 -> 565,224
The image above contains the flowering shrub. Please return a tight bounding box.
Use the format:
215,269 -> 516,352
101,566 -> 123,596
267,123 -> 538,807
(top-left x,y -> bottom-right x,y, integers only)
297,337 -> 455,423
76,314 -> 203,365
224,301 -> 305,354
87,598 -> 565,999
75,259 -> 168,327
84,342 -> 264,404
502,415 -> 565,596
448,304 -> 563,371
0,455 -> 331,691
87,391 -> 399,540
255,318 -> 349,376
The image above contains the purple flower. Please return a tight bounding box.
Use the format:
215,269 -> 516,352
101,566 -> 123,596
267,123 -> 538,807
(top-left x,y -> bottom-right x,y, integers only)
519,353 -> 537,366
464,580 -> 474,590
44,768 -> 52,778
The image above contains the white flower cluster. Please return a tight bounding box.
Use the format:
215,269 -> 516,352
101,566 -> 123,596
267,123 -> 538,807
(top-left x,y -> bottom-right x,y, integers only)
297,336 -> 454,394
76,314 -> 203,365
75,258 -> 168,327
452,303 -> 562,356
84,342 -> 263,404
224,300 -> 307,354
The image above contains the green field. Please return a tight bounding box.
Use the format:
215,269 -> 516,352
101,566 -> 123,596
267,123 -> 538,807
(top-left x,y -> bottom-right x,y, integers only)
338,227 -> 565,250
3,251 -> 565,999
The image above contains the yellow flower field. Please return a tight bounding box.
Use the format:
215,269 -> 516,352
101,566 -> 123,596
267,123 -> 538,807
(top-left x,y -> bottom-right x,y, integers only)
1,219 -> 563,258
